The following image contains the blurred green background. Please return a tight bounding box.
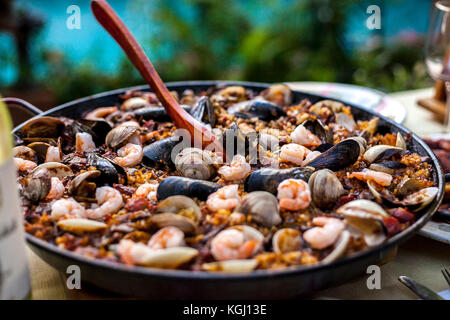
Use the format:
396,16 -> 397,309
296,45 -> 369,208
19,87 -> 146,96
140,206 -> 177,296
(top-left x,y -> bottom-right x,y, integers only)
0,0 -> 434,108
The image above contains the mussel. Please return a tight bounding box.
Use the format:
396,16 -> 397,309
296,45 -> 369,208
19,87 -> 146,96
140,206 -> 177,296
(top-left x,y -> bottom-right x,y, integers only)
363,145 -> 403,164
87,153 -> 127,185
220,123 -> 256,162
189,96 -> 216,127
244,167 -> 314,194
156,176 -> 221,201
134,105 -> 191,121
27,142 -> 51,163
228,99 -> 286,121
369,161 -> 406,175
72,119 -> 112,146
174,148 -> 216,180
301,118 -> 333,144
143,135 -> 183,169
307,139 -> 361,171
308,169 -> 344,209
235,191 -> 281,227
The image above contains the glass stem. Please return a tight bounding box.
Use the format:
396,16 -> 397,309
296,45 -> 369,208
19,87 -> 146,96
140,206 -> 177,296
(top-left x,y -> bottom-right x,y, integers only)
445,82 -> 450,133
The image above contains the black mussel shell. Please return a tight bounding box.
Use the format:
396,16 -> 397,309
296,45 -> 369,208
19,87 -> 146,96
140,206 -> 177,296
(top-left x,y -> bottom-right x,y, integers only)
87,153 -> 127,185
143,136 -> 183,169
156,176 -> 221,201
315,143 -> 334,153
134,105 -> 191,121
302,119 -> 333,144
244,167 -> 314,194
232,100 -> 286,121
307,139 -> 360,171
74,119 -> 112,145
190,96 -> 216,127
221,123 -> 257,163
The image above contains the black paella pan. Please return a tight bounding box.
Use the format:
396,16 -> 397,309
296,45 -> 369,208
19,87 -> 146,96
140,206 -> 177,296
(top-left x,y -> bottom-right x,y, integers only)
6,81 -> 445,299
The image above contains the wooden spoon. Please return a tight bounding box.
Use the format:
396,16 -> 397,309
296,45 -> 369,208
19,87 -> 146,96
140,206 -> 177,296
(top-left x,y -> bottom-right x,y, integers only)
91,0 -> 222,153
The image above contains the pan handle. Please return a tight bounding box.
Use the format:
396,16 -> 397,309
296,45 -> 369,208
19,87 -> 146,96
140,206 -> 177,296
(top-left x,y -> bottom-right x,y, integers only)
1,97 -> 43,127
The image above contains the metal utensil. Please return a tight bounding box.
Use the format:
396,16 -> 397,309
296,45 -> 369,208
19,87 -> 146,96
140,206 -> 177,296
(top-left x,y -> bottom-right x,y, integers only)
398,276 -> 444,300
442,268 -> 450,287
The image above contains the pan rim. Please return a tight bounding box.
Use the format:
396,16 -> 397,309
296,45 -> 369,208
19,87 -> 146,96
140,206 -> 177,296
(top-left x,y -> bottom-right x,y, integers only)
17,80 -> 445,281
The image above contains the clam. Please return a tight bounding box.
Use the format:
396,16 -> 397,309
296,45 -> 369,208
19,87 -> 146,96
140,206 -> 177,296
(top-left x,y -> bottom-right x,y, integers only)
31,162 -> 72,180
152,195 -> 201,234
272,228 -> 302,254
218,86 -> 246,101
156,176 -> 221,201
337,199 -> 389,247
309,99 -> 344,114
363,145 -> 403,164
244,167 -> 314,194
402,187 -> 438,212
321,230 -> 350,264
235,191 -> 281,227
301,118 -> 333,144
202,259 -> 258,273
105,123 -> 140,149
121,97 -> 151,111
20,116 -> 64,138
135,246 -> 199,269
189,96 -> 216,126
228,99 -> 286,121
261,83 -> 293,106
307,139 -> 361,171
69,170 -> 101,198
397,178 -> 427,197
143,136 -> 182,169
57,218 -> 107,235
13,146 -> 38,162
27,142 -> 51,162
308,169 -> 344,209
22,167 -> 51,202
174,148 -> 216,180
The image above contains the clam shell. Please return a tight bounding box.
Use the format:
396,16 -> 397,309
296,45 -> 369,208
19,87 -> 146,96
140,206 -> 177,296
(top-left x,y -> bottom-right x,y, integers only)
174,148 -> 215,180
105,125 -> 139,149
156,195 -> 201,221
57,218 -> 107,234
21,116 -> 64,138
308,169 -> 344,209
235,191 -> 281,227
272,228 -> 302,254
201,259 -> 258,273
150,213 -> 197,234
13,146 -> 38,162
32,162 -> 72,179
363,145 -> 403,164
139,247 -> 198,268
396,132 -> 406,150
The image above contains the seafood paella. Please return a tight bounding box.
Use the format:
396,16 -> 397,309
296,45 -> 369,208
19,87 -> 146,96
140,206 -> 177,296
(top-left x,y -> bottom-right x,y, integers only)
15,84 -> 438,273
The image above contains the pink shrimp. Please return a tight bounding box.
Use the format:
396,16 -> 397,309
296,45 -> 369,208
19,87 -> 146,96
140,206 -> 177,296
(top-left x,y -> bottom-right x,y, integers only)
206,184 -> 240,212
218,155 -> 251,181
303,217 -> 345,249
46,177 -> 65,200
134,182 -> 158,201
51,198 -> 86,219
302,150 -> 321,165
114,143 -> 143,167
147,226 -> 185,250
85,106 -> 118,120
86,186 -> 123,219
45,146 -> 62,162
210,229 -> 261,261
117,240 -> 152,266
75,132 -> 96,152
279,143 -> 309,165
290,124 -> 321,147
347,168 -> 392,186
277,178 -> 311,211
14,157 -> 36,172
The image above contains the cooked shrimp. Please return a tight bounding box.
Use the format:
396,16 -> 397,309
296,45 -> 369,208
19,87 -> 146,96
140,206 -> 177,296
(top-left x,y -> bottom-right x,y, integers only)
117,239 -> 152,265
277,178 -> 311,211
218,155 -> 251,181
14,157 -> 36,172
302,150 -> 321,165
347,168 -> 392,186
135,182 -> 158,201
86,186 -> 123,219
51,197 -> 86,219
303,217 -> 345,250
45,146 -> 61,162
114,143 -> 143,167
147,226 -> 185,250
290,124 -> 321,147
46,177 -> 65,200
210,229 -> 261,261
206,184 -> 240,212
279,143 -> 308,165
75,132 -> 96,152
85,106 -> 118,120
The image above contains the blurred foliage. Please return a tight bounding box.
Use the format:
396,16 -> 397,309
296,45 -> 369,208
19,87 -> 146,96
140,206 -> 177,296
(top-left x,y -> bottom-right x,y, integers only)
2,0 -> 433,103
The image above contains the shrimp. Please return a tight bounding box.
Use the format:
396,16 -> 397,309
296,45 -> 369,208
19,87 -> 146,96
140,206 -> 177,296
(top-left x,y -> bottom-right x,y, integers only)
75,132 -> 96,152
147,226 -> 185,250
86,186 -> 123,219
302,150 -> 321,165
206,184 -> 240,212
218,155 -> 251,181
117,239 -> 152,266
14,157 -> 36,172
45,146 -> 61,162
134,182 -> 158,201
303,217 -> 345,250
210,229 -> 260,261
279,143 -> 308,165
46,177 -> 65,200
277,178 -> 311,211
347,168 -> 392,187
51,197 -> 86,219
85,106 -> 118,120
290,124 -> 321,147
114,143 -> 143,167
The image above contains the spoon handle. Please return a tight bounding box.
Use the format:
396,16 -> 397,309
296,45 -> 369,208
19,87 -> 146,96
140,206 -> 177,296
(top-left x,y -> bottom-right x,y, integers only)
91,0 -> 221,151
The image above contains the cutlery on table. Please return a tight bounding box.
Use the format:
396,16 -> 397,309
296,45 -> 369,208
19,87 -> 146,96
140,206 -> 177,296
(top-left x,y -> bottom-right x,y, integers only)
398,276 -> 443,300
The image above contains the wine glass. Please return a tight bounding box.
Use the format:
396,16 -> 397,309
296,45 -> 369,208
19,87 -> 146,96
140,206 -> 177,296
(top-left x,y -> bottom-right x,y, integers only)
425,0 -> 450,132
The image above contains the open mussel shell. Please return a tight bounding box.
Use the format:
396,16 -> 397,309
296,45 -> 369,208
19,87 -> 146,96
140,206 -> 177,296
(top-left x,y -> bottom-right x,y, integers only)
22,167 -> 52,202
301,118 -> 333,144
156,176 -> 221,201
31,162 -> 72,180
307,139 -> 360,171
363,145 -> 403,164
143,136 -> 182,169
321,230 -> 350,264
235,191 -> 281,227
201,259 -> 258,273
69,170 -> 101,198
308,169 -> 344,209
272,228 -> 302,254
174,148 -> 216,180
72,119 -> 112,146
228,99 -> 286,121
87,153 -> 127,185
369,161 -> 406,175
13,146 -> 38,162
57,218 -> 107,235
105,123 -> 140,149
345,136 -> 367,156
189,96 -> 216,126
244,167 -> 313,194
27,142 -> 51,163
20,116 -> 64,138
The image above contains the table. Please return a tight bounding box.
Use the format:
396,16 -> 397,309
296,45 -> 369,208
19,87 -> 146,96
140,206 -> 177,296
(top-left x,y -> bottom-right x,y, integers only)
27,86 -> 450,300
